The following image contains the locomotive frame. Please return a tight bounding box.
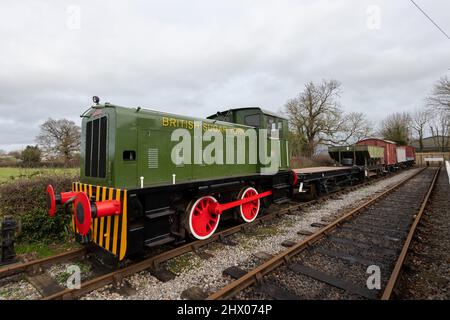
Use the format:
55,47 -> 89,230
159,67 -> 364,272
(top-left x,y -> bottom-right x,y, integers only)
48,101 -> 295,263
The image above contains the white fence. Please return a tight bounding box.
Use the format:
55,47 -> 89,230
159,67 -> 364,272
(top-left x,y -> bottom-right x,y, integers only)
446,161 -> 450,184
424,157 -> 444,162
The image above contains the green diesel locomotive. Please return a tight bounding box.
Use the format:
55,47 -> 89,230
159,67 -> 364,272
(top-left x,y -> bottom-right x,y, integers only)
47,99 -> 296,262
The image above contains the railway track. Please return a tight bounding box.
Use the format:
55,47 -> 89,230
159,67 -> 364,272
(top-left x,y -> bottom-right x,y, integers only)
0,247 -> 87,297
0,168 -> 417,300
207,167 -> 439,300
0,248 -> 86,280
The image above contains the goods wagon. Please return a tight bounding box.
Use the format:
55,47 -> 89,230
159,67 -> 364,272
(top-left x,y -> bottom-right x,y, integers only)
396,146 -> 407,163
396,145 -> 416,168
328,145 -> 384,167
328,144 -> 385,176
405,146 -> 416,162
356,138 -> 397,168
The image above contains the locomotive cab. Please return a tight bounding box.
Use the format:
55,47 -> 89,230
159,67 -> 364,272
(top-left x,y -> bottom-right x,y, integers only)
208,107 -> 291,170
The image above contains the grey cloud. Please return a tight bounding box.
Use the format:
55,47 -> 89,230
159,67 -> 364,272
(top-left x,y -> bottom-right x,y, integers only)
0,0 -> 449,151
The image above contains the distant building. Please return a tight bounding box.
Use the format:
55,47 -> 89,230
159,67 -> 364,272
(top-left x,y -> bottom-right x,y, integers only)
410,135 -> 450,152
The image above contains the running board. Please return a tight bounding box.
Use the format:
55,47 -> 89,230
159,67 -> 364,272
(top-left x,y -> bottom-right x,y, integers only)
144,235 -> 176,247
273,183 -> 291,190
145,207 -> 176,220
273,197 -> 290,204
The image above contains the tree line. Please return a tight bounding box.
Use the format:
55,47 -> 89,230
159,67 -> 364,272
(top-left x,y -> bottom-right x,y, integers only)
0,119 -> 81,167
285,76 -> 450,157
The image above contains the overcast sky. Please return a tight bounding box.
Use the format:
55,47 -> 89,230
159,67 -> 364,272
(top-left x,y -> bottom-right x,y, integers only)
0,0 -> 449,151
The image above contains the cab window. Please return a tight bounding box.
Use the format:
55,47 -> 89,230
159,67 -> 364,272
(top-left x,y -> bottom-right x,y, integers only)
267,116 -> 279,138
244,114 -> 260,127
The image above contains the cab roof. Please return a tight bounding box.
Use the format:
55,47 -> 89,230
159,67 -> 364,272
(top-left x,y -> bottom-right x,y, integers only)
208,107 -> 288,120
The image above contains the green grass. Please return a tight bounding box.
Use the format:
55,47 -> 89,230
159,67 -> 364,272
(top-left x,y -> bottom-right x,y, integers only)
166,253 -> 202,274
250,225 -> 282,239
15,242 -> 56,258
0,167 -> 78,183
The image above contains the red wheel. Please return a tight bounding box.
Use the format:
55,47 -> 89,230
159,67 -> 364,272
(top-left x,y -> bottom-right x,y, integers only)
188,196 -> 220,240
46,185 -> 56,217
239,187 -> 260,223
73,192 -> 92,236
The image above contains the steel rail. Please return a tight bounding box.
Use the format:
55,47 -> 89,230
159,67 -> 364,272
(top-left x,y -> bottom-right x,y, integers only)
0,247 -> 86,279
381,166 -> 441,299
207,167 -> 427,300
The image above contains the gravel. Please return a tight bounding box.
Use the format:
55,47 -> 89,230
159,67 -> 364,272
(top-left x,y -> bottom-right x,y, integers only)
0,260 -> 94,300
81,168 -> 421,300
0,279 -> 40,300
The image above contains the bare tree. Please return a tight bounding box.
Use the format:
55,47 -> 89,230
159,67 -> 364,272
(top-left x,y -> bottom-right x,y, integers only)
410,107 -> 429,151
428,110 -> 450,151
322,112 -> 373,146
379,112 -> 412,145
284,79 -> 371,157
425,76 -> 450,151
427,76 -> 450,111
36,118 -> 81,164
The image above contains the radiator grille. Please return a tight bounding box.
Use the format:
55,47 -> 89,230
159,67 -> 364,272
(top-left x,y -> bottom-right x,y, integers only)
148,148 -> 158,169
85,117 -> 107,178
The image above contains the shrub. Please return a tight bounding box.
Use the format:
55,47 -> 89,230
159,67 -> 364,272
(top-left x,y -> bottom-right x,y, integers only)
313,153 -> 336,166
0,174 -> 78,242
290,153 -> 336,168
290,156 -> 320,168
0,158 -> 21,167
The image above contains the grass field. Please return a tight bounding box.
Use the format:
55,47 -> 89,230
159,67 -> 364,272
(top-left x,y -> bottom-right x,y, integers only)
0,167 -> 79,183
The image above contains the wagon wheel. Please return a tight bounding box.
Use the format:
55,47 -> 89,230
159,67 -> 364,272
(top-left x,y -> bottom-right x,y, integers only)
238,187 -> 260,223
187,196 -> 220,240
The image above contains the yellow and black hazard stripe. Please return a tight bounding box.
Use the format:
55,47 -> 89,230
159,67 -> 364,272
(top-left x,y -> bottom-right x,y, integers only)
71,182 -> 128,260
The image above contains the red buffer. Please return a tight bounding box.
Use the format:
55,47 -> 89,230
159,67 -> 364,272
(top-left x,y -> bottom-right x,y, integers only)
46,185 -> 79,217
73,192 -> 121,236
291,169 -> 298,187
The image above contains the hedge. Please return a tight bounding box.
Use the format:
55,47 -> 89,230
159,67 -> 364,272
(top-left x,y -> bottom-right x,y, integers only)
0,174 -> 78,242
